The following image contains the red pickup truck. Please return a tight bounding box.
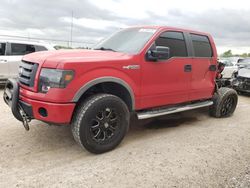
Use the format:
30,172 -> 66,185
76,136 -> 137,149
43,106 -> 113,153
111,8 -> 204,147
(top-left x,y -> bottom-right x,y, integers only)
3,26 -> 238,153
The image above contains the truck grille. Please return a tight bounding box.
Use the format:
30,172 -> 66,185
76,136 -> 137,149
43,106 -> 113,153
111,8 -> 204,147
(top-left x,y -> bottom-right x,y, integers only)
18,60 -> 38,87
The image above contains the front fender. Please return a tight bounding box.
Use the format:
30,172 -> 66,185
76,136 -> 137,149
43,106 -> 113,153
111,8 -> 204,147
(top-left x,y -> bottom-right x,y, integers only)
71,68 -> 140,109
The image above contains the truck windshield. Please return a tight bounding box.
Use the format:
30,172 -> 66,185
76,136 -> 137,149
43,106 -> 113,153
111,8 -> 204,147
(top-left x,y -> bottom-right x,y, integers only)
94,28 -> 157,54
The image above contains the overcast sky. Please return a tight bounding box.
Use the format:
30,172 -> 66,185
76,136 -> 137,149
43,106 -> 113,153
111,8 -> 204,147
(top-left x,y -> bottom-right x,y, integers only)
0,0 -> 250,54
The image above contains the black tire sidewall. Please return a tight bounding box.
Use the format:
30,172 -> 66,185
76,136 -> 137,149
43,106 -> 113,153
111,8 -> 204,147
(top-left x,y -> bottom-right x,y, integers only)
211,88 -> 238,118
218,91 -> 238,117
79,95 -> 129,154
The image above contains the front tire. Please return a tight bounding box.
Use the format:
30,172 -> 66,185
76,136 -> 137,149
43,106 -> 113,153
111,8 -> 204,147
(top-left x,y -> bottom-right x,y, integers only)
71,94 -> 130,154
209,87 -> 238,118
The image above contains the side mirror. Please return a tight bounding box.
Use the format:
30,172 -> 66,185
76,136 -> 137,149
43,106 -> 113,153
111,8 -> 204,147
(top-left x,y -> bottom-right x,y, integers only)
147,46 -> 170,61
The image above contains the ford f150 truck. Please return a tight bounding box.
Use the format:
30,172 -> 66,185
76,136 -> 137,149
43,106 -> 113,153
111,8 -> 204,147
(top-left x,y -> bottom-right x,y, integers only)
3,26 -> 238,154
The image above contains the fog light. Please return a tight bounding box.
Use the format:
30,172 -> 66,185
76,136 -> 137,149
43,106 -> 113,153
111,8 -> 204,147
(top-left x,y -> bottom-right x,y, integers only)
38,108 -> 48,117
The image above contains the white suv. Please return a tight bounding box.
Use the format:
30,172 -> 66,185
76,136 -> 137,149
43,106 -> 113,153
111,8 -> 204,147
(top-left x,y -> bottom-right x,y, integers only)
0,40 -> 55,84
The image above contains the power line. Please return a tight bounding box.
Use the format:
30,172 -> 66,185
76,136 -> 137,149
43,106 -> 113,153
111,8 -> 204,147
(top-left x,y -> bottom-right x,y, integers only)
0,34 -> 95,45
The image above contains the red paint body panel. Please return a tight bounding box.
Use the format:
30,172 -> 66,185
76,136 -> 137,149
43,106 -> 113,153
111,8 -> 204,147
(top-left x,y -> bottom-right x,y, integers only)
18,26 -> 218,124
140,57 -> 191,109
20,94 -> 75,124
189,58 -> 217,100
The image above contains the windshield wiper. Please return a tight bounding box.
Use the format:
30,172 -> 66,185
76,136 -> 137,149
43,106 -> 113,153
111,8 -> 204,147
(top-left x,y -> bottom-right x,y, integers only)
94,47 -> 116,52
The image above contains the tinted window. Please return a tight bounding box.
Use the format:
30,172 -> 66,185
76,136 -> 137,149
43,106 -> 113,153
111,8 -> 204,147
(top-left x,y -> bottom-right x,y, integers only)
221,60 -> 233,67
191,34 -> 212,57
237,59 -> 244,63
0,43 -> 6,55
225,62 -> 233,66
10,43 -> 36,55
239,58 -> 250,64
155,31 -> 187,57
35,45 -> 47,51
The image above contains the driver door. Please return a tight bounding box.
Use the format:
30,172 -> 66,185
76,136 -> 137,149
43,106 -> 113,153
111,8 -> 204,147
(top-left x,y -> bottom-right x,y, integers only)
140,31 -> 191,109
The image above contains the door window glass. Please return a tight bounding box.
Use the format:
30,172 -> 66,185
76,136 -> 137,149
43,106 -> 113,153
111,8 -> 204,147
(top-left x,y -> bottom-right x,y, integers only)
155,31 -> 188,57
35,45 -> 47,51
222,60 -> 233,67
0,43 -> 6,55
190,34 -> 213,57
10,43 -> 36,55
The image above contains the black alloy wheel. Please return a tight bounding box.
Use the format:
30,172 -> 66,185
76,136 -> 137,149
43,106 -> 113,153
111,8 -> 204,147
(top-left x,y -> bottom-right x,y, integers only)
220,95 -> 236,116
210,87 -> 238,118
90,107 -> 119,143
71,94 -> 130,154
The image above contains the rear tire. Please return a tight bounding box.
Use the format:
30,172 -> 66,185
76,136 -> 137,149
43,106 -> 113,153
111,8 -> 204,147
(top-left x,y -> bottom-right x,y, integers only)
209,87 -> 238,118
71,94 -> 130,154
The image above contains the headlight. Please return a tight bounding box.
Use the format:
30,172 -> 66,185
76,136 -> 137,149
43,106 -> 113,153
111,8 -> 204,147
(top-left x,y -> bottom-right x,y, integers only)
39,68 -> 74,93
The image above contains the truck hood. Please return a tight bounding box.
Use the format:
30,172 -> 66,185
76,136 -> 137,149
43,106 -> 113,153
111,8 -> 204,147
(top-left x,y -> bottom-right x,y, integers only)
22,49 -> 132,68
238,66 -> 250,78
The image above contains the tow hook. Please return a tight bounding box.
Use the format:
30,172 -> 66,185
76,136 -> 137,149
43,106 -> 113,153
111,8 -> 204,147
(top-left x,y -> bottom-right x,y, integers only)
18,104 -> 31,131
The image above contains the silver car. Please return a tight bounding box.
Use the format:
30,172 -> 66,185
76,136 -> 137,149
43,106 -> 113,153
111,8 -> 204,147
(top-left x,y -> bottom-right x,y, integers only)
0,40 -> 55,84
232,60 -> 250,94
219,57 -> 243,79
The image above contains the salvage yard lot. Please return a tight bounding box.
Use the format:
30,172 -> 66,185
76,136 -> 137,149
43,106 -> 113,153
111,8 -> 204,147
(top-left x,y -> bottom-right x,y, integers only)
0,88 -> 250,187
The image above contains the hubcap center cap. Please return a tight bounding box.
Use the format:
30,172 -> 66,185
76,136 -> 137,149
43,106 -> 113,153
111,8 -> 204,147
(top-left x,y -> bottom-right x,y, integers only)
104,122 -> 109,128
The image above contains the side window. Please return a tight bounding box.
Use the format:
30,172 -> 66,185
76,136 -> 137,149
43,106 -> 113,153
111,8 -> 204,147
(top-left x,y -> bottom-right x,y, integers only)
223,61 -> 233,67
190,34 -> 213,57
35,45 -> 48,52
0,43 -> 6,55
10,43 -> 36,56
155,31 -> 188,57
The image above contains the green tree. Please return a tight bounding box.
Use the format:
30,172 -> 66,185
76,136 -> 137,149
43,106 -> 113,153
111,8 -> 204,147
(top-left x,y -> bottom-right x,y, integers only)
220,50 -> 250,58
222,50 -> 233,57
242,53 -> 248,58
54,45 -> 73,50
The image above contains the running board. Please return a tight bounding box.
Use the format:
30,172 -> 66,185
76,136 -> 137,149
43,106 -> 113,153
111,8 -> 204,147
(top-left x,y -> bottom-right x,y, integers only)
137,100 -> 213,120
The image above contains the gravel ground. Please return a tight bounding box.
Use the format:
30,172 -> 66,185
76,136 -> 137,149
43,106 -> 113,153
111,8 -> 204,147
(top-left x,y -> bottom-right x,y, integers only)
0,88 -> 250,188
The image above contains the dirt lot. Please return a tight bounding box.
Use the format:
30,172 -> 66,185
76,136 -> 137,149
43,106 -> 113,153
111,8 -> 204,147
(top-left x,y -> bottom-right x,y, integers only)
0,88 -> 250,188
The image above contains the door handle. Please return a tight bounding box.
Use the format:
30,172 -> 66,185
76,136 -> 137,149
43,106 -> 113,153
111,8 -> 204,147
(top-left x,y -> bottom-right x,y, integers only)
184,64 -> 192,72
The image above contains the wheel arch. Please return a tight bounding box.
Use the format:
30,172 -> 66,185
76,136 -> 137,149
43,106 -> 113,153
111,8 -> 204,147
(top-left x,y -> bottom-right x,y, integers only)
72,77 -> 135,111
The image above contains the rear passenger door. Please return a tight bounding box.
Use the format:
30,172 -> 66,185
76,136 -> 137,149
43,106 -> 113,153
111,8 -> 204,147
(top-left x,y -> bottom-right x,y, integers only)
189,34 -> 216,100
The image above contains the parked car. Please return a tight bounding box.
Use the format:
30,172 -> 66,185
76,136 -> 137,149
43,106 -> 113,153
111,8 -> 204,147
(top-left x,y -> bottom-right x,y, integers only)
232,59 -> 250,93
0,40 -> 55,84
237,58 -> 250,66
3,26 -> 238,154
219,57 -> 242,79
